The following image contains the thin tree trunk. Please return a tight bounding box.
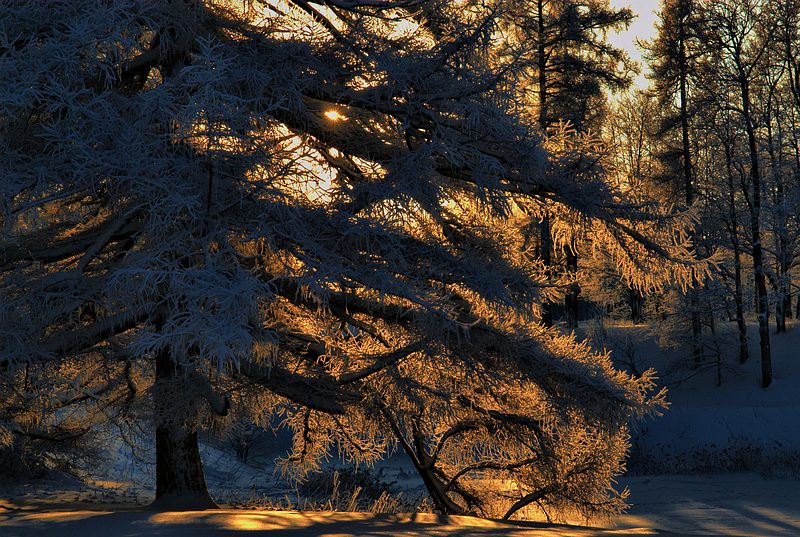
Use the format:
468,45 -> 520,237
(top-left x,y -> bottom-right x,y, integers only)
796,293 -> 800,319
741,75 -> 772,388
536,0 -> 548,133
707,301 -> 721,386
565,239 -> 579,328
539,216 -> 553,327
629,287 -> 643,325
765,108 -> 787,333
784,283 -> 793,320
724,139 -> 749,364
537,0 -> 553,328
733,248 -> 748,364
677,11 -> 703,365
379,406 -> 466,515
783,12 -> 800,321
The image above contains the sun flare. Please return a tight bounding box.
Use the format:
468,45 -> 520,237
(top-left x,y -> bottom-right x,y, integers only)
324,109 -> 346,122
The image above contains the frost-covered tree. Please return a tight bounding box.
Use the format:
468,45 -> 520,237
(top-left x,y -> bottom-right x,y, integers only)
694,0 -> 775,387
1,0 -> 696,516
498,0 -> 636,328
499,0 -> 635,131
644,0 -> 709,366
598,92 -> 668,323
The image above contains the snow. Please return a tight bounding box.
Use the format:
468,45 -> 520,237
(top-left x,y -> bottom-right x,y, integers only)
594,320 -> 800,476
2,473 -> 799,535
0,506 -> 675,536
2,478 -> 799,537
616,474 -> 800,536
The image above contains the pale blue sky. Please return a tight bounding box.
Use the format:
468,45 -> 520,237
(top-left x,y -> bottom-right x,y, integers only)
608,0 -> 661,88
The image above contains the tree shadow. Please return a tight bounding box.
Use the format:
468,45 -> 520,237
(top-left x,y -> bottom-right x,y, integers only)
617,496 -> 800,536
0,508 -> 682,536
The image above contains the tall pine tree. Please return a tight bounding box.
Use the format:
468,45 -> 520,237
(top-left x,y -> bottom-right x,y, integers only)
501,0 -> 636,328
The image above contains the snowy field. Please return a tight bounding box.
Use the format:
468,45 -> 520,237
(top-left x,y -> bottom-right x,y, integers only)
2,476 -> 800,537
0,508 -> 670,536
599,320 -> 800,477
1,320 -> 799,536
616,474 -> 800,536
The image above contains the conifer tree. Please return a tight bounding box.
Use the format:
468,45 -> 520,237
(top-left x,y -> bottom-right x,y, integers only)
1,0 -> 694,514
645,0 -> 707,365
499,0 -> 635,328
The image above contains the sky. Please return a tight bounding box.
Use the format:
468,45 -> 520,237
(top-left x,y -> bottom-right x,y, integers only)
607,0 -> 661,89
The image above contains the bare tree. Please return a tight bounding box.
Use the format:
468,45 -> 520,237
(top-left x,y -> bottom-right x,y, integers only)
696,0 -> 774,387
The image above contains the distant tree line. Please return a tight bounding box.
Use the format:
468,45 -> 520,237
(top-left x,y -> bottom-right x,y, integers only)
591,0 -> 800,390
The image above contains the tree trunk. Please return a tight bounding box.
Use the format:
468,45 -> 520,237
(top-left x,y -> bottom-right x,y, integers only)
565,239 -> 579,329
536,0 -> 553,329
741,75 -> 772,388
539,216 -> 553,328
151,345 -> 216,510
789,103 -> 800,322
796,292 -> 800,319
629,287 -> 643,325
733,248 -> 749,364
379,406 -> 466,515
784,15 -> 800,321
708,305 -> 722,387
765,108 -> 787,333
775,273 -> 787,334
724,140 -> 749,364
677,11 -> 703,365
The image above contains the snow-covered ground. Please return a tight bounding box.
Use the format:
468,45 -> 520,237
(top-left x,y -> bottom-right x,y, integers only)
2,319 -> 799,535
0,507 -> 670,536
2,477 -> 800,537
616,474 -> 800,536
597,320 -> 800,476
7,473 -> 796,535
